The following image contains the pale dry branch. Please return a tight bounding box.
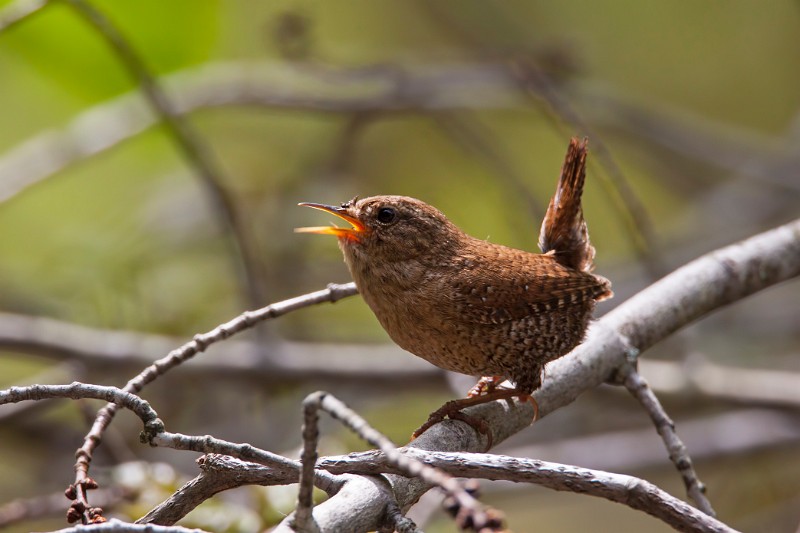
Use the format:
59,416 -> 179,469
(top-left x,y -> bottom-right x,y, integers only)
0,382 -> 161,426
144,407 -> 800,527
147,433 -> 314,485
0,382 -> 341,527
71,282 -> 355,523
319,449 -> 737,533
138,455 -> 299,526
597,218 -> 799,353
279,474 -> 403,533
268,397 -> 525,532
271,218 -> 799,531
141,456 -> 454,532
141,407 -> 800,529
620,365 -> 714,515
0,362 -> 83,422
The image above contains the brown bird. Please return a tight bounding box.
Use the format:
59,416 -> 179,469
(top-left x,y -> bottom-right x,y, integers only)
297,138 -> 612,438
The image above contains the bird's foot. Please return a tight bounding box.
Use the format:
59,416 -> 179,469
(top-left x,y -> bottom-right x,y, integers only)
411,388 -> 539,450
466,375 -> 505,398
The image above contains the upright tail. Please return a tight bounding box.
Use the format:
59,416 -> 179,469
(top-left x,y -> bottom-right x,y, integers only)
538,137 -> 596,273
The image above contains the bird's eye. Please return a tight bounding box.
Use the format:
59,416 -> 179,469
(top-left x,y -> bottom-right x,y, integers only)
376,207 -> 396,224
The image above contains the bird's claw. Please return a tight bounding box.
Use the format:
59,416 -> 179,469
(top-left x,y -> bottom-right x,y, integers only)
411,387 -> 539,450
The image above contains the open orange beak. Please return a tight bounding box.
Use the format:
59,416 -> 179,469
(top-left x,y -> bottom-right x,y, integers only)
295,202 -> 365,240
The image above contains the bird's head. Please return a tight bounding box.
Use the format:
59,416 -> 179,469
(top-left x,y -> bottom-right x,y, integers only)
296,195 -> 463,263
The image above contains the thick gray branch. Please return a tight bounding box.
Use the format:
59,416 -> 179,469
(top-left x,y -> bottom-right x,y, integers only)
276,219 -> 799,532
138,455 -> 297,526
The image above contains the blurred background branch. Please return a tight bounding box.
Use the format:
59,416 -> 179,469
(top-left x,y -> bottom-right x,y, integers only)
0,1 -> 798,531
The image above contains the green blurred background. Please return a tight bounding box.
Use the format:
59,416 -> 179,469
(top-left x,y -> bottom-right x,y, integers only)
0,1 -> 798,531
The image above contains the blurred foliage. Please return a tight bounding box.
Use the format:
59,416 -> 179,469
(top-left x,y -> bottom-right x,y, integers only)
0,0 -> 798,531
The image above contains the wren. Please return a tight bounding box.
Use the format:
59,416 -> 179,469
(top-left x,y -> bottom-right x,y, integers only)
297,137 -> 612,437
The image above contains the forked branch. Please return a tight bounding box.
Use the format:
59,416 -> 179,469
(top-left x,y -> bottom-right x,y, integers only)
274,218 -> 799,531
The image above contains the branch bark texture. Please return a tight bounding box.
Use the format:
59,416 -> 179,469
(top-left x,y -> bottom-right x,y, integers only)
319,450 -> 737,533
277,219 -> 799,531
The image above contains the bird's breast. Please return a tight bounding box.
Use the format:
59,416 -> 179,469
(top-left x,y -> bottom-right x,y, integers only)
343,252 -> 490,374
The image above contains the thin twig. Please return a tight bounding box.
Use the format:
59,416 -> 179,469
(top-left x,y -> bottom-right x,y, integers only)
0,382 -> 161,426
0,382 -> 341,526
141,407 -> 800,529
619,363 -> 715,516
319,449 -> 738,533
295,393 -> 322,531
70,282 -> 355,523
296,391 -> 504,532
146,432 -> 341,489
62,0 -> 264,310
138,409 -> 800,529
0,382 -> 164,524
0,362 -> 83,422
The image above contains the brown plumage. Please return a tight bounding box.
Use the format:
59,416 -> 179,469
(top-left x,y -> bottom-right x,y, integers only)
297,137 -> 611,420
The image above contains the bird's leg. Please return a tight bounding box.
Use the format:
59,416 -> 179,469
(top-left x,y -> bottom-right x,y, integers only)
411,387 -> 539,448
